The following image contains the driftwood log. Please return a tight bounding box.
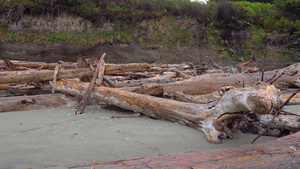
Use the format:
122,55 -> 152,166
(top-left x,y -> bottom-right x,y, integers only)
54,131 -> 300,168
51,80 -> 300,143
0,93 -> 97,113
0,60 -> 59,69
0,63 -> 151,84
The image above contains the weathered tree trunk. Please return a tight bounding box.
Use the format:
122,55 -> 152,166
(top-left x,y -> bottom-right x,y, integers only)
0,63 -> 152,84
0,60 -> 59,69
113,72 -> 180,88
51,80 -> 300,143
64,131 -> 300,168
104,63 -> 151,75
0,68 -> 94,84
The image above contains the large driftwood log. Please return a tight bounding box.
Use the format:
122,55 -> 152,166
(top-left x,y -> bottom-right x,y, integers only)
61,131 -> 300,168
0,68 -> 94,84
0,94 -> 96,112
0,60 -> 59,69
0,63 -> 151,84
51,80 -> 300,143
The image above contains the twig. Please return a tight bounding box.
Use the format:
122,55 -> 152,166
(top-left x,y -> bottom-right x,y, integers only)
75,53 -> 106,115
111,112 -> 141,118
261,69 -> 264,82
269,69 -> 286,85
265,69 -> 278,83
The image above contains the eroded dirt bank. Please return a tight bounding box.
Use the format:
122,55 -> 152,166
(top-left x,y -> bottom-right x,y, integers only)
0,43 -> 297,70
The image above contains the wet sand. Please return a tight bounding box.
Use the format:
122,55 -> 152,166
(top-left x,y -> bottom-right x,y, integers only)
0,106 -> 278,168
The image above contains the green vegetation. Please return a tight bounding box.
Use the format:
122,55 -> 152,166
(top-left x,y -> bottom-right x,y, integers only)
0,0 -> 299,61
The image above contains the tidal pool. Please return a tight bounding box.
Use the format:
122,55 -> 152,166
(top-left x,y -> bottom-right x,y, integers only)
0,105 -> 280,168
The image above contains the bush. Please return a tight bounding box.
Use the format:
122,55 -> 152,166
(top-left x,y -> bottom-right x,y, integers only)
234,1 -> 279,25
215,0 -> 244,31
274,0 -> 300,17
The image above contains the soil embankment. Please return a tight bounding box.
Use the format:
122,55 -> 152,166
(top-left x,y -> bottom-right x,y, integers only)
0,11 -> 298,69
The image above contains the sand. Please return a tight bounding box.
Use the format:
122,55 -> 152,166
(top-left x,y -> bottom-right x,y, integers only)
0,105 -> 282,169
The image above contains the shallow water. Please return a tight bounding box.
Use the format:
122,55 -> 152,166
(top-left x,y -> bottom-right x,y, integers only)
0,106 -> 278,168
284,105 -> 300,115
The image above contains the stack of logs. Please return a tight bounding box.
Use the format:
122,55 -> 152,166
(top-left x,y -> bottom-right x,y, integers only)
0,56 -> 300,145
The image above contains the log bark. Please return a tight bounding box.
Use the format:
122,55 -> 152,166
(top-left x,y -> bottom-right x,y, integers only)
51,80 -> 300,143
62,131 -> 300,169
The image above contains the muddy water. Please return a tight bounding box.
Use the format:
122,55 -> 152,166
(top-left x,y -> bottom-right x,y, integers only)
0,106 -> 284,168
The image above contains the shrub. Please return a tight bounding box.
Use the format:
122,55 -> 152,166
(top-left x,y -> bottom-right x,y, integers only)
274,0 -> 300,17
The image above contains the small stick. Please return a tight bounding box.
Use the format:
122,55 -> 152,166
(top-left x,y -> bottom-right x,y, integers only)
75,53 -> 106,115
111,112 -> 141,118
261,69 -> 264,82
269,69 -> 286,84
265,69 -> 278,83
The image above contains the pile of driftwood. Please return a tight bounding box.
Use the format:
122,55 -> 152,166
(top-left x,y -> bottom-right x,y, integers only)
0,55 -> 300,145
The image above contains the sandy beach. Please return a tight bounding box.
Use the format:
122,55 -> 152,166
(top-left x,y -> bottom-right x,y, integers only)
0,105 -> 280,168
